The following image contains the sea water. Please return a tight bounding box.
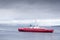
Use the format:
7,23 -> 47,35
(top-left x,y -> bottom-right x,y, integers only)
0,25 -> 60,40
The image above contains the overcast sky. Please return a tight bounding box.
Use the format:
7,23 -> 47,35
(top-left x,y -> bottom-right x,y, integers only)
0,0 -> 60,20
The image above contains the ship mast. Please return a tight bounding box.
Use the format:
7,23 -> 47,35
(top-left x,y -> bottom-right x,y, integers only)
35,19 -> 38,27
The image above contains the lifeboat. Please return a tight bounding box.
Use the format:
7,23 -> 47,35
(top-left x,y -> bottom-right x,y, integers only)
18,27 -> 54,33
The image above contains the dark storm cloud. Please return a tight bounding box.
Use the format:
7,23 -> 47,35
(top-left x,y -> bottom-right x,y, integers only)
0,0 -> 60,20
0,0 -> 60,9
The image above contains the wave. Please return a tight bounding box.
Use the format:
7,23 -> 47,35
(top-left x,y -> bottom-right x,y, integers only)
0,28 -> 18,32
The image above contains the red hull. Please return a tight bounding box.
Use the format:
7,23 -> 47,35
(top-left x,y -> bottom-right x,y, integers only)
18,28 -> 54,33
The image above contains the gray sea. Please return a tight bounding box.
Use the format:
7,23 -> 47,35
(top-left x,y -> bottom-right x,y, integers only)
0,25 -> 60,40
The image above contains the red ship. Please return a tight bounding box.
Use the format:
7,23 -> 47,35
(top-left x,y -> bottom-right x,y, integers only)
18,27 -> 54,33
